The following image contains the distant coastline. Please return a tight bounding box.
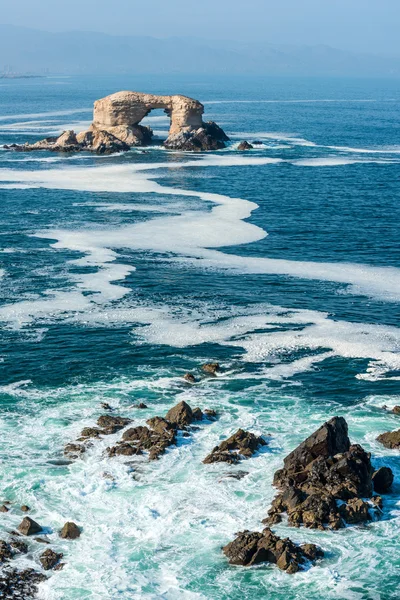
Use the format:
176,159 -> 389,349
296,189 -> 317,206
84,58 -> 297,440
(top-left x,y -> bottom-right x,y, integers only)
0,74 -> 44,79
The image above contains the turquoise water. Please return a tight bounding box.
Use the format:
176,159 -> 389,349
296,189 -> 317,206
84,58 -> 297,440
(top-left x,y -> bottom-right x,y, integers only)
0,75 -> 399,599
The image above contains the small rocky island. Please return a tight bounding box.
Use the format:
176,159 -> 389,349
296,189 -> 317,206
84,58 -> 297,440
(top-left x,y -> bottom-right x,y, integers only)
6,91 -> 229,154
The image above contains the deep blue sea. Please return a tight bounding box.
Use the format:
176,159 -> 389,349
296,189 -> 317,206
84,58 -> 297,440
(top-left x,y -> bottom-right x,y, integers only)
0,74 -> 400,599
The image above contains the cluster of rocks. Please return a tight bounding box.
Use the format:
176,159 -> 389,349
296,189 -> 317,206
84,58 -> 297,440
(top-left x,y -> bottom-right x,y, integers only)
203,429 -> 267,464
5,90 -> 230,154
0,512 -> 80,597
223,528 -> 323,574
64,413 -> 133,459
224,416 -> 394,574
107,401 -> 212,460
183,362 -> 222,383
264,417 -> 393,530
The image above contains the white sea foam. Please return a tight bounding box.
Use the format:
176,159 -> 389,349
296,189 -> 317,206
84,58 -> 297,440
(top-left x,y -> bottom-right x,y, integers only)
294,157 -> 397,167
0,160 -> 400,307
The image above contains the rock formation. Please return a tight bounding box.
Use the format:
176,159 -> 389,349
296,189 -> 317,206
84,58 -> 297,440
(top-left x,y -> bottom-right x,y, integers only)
5,91 -> 229,154
203,429 -> 267,464
223,528 -> 323,574
377,428 -> 400,449
264,417 -> 394,530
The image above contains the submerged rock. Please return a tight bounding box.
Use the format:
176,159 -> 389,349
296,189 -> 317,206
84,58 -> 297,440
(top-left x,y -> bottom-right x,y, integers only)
202,363 -> 221,376
265,417 -> 390,530
64,443 -> 86,458
203,429 -> 267,464
96,415 -> 132,434
377,429 -> 400,449
183,372 -> 196,383
223,527 -> 323,573
237,141 -> 253,150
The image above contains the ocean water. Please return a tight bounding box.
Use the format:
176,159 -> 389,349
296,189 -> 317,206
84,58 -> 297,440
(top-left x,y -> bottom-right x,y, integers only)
0,74 -> 399,600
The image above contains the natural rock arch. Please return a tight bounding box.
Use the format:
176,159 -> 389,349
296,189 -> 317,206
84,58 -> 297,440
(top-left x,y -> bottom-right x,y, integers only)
7,90 -> 229,154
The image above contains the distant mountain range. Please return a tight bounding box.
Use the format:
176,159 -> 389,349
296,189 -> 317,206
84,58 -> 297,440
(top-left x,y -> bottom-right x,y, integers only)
1,24 -> 400,77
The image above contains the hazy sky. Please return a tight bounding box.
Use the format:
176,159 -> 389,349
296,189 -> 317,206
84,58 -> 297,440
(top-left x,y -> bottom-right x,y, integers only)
1,0 -> 400,54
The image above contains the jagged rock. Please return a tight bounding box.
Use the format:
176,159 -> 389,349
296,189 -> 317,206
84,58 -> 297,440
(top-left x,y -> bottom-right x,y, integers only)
204,409 -> 217,418
0,568 -> 46,598
135,402 -> 148,409
372,466 -> 394,493
377,429 -> 400,449
64,443 -> 86,458
60,522 -> 81,540
192,407 -> 203,421
202,363 -> 220,376
79,427 -> 102,440
164,122 -> 228,151
183,373 -> 196,383
237,141 -> 253,150
0,540 -> 13,563
203,429 -> 266,464
107,401 -> 208,460
40,548 -> 63,570
265,417 -> 386,530
97,415 -> 131,433
18,517 -> 42,536
165,401 -> 194,427
338,498 -> 370,524
100,402 -> 112,411
222,527 -> 323,573
10,539 -> 28,554
77,124 -> 130,154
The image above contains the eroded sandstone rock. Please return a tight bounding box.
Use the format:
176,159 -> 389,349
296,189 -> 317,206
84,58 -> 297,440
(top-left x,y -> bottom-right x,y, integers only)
7,90 -> 229,154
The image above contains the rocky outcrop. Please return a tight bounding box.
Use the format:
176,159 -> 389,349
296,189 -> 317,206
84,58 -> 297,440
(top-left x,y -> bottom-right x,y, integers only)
0,568 -> 46,599
203,429 -> 267,464
107,400 -> 211,460
7,91 -> 229,154
17,517 -> 42,536
39,549 -> 63,571
223,528 -> 323,574
265,417 -> 393,530
237,141 -> 253,150
377,429 -> 400,449
60,522 -> 81,540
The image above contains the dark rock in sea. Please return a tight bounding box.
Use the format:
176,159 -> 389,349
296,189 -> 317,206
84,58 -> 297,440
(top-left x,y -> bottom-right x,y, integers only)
135,402 -> 148,409
40,548 -> 63,570
107,401 -> 208,461
0,504 -> 9,512
10,539 -> 28,554
377,429 -> 400,449
237,141 -> 254,150
372,466 -> 394,493
60,522 -> 81,540
18,517 -> 42,536
79,427 -> 102,440
220,470 -> 249,481
0,540 -> 14,563
97,415 -> 132,433
164,122 -> 228,151
183,372 -> 196,383
202,363 -> 220,376
204,409 -> 217,419
0,568 -> 47,599
100,402 -> 113,411
392,406 -> 400,414
222,527 -> 323,573
64,443 -> 86,458
34,537 -> 50,544
192,407 -> 203,421
252,140 -> 264,145
265,417 -> 386,530
165,401 -> 194,428
21,505 -> 30,513
203,429 -> 267,464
